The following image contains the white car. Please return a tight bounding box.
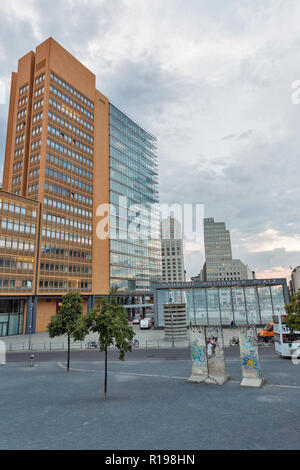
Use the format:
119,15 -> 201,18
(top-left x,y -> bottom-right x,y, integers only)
140,318 -> 153,329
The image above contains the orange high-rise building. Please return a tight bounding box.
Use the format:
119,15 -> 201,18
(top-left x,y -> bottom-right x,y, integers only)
0,38 -> 161,337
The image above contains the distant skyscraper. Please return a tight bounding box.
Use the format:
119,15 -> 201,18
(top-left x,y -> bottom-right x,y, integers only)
202,218 -> 252,282
161,217 -> 185,282
291,266 -> 300,296
191,273 -> 202,283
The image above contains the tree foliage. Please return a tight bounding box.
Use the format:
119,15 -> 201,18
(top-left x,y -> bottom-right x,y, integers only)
77,287 -> 135,398
47,292 -> 84,371
84,295 -> 135,361
285,291 -> 300,334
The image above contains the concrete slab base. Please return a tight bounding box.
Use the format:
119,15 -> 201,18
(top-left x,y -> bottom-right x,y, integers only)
205,375 -> 230,386
187,375 -> 208,384
240,377 -> 264,388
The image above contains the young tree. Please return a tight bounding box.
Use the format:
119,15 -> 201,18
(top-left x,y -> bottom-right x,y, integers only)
285,291 -> 300,334
47,292 -> 85,372
83,289 -> 135,399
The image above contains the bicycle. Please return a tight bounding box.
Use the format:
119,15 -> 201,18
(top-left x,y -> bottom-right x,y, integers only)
229,336 -> 239,347
130,339 -> 140,348
86,340 -> 99,349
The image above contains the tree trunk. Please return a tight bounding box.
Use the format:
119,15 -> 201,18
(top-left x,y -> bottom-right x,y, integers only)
104,345 -> 108,400
67,333 -> 70,372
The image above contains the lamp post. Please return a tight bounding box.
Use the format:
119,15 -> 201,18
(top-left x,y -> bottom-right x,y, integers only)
28,324 -> 32,351
28,302 -> 33,351
169,296 -> 175,348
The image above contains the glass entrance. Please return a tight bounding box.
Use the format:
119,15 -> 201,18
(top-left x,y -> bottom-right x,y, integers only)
0,322 -> 8,337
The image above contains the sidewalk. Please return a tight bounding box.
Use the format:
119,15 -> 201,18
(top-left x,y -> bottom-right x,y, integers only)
1,326 -> 184,352
1,325 -> 260,352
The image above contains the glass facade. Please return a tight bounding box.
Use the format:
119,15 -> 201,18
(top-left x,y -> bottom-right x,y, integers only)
244,287 -> 260,324
109,104 -> 161,293
207,288 -> 221,325
0,192 -> 39,293
219,288 -> 233,325
257,287 -> 273,324
193,289 -> 208,325
0,300 -> 25,337
155,281 -> 288,327
42,71 -> 94,293
270,285 -> 286,315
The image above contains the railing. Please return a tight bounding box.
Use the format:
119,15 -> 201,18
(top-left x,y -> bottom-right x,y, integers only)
5,338 -> 191,352
49,342 -> 65,350
7,341 -> 85,352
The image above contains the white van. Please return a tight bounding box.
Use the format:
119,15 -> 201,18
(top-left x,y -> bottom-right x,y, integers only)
140,318 -> 153,330
274,314 -> 300,358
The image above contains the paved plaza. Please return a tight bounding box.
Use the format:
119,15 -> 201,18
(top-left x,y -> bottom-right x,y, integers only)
1,348 -> 300,450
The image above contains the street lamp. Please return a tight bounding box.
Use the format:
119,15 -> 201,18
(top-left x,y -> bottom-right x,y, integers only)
28,324 -> 32,351
169,296 -> 175,348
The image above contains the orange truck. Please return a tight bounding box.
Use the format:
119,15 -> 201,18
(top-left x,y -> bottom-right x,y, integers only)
258,322 -> 274,343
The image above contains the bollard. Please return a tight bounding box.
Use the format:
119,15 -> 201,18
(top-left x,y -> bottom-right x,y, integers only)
0,341 -> 6,365
188,326 -> 208,383
30,354 -> 35,368
239,326 -> 264,388
205,326 -> 229,385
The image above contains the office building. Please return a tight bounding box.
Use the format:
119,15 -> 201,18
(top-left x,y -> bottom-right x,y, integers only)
191,273 -> 202,283
0,190 -> 40,336
161,217 -> 185,282
202,218 -> 252,282
109,104 -> 161,297
0,38 -> 161,336
290,266 -> 300,296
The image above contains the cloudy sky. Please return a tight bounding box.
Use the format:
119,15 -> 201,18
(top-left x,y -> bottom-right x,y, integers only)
0,0 -> 300,280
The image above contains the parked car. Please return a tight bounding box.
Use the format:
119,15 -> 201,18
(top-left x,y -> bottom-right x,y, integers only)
132,316 -> 140,325
140,318 -> 153,330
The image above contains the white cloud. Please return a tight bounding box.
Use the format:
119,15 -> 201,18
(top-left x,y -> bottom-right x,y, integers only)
241,230 -> 300,253
1,0 -> 43,40
257,266 -> 291,280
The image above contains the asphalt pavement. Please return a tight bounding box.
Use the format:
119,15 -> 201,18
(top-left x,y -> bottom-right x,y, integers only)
1,347 -> 300,450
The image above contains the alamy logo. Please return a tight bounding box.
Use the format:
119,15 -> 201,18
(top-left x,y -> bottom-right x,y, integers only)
292,341 -> 300,366
96,198 -> 204,243
291,81 -> 300,105
0,341 -> 6,365
0,79 -> 5,105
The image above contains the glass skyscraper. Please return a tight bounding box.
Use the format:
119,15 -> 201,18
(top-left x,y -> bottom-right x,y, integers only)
109,104 -> 161,295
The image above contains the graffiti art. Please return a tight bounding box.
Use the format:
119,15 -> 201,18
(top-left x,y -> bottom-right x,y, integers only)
207,336 -> 218,356
242,354 -> 259,370
191,342 -> 207,364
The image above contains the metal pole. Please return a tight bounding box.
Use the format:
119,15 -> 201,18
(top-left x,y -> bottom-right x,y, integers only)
28,323 -> 32,351
193,289 -> 196,326
256,286 -> 262,325
169,296 -> 175,348
171,310 -> 175,348
243,287 -> 249,325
